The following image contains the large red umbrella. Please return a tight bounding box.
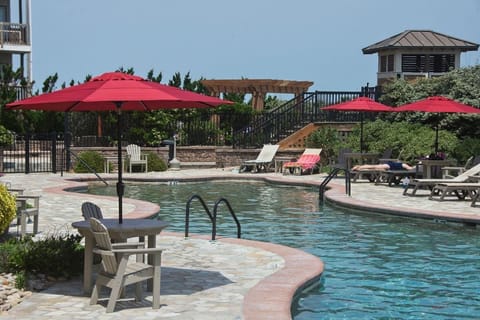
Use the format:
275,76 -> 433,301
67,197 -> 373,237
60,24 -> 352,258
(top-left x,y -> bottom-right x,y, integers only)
394,96 -> 480,153
322,97 -> 393,152
6,71 -> 232,223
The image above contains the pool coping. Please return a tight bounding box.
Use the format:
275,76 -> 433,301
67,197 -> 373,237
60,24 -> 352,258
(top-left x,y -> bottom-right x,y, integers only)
44,172 -> 479,319
46,175 -> 325,320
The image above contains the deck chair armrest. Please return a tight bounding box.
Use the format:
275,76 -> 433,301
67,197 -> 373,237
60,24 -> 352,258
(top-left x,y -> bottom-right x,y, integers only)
112,242 -> 145,249
16,195 -> 41,199
112,247 -> 165,255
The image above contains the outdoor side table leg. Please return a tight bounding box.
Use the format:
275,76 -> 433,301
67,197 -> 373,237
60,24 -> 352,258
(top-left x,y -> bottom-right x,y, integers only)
33,197 -> 39,234
83,234 -> 94,294
147,234 -> 156,291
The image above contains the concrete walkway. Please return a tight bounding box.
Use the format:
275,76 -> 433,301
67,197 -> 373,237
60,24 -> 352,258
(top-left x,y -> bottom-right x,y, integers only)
1,168 -> 479,319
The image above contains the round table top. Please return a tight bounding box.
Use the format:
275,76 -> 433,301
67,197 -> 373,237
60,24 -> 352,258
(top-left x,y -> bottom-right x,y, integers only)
72,218 -> 169,238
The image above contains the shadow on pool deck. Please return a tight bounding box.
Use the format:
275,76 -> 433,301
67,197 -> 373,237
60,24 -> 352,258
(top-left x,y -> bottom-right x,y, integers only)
2,169 -> 479,320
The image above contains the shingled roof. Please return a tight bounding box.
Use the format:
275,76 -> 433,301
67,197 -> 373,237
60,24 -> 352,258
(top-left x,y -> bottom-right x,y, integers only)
362,30 -> 479,54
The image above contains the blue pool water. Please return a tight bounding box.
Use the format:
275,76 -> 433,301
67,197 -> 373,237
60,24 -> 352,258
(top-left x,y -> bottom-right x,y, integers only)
86,180 -> 480,319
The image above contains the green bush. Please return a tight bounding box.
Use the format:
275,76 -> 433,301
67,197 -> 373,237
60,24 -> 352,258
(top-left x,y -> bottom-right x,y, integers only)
343,119 -> 458,163
0,184 -> 17,235
0,125 -> 14,147
0,233 -> 84,289
306,126 -> 344,166
146,151 -> 168,172
73,151 -> 105,173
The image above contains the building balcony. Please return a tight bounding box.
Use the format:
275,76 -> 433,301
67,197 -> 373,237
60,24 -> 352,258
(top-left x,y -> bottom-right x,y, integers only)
11,84 -> 32,100
0,22 -> 30,52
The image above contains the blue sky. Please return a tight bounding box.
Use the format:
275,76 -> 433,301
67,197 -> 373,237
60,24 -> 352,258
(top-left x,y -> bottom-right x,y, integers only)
31,0 -> 480,93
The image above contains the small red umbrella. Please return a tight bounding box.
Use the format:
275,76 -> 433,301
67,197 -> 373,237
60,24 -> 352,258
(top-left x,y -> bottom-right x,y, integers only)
6,71 -> 232,223
322,97 -> 393,152
395,96 -> 480,153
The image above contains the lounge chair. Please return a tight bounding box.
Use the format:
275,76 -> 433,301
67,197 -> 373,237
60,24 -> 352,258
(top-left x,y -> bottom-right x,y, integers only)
239,144 -> 279,173
441,155 -> 480,179
429,182 -> 480,201
88,218 -> 163,313
403,163 -> 480,196
350,164 -> 420,185
126,144 -> 148,173
283,148 -> 322,175
330,148 -> 351,171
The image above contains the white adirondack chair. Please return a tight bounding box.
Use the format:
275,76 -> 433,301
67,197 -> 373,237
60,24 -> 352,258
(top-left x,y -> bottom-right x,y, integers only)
89,218 -> 163,313
126,144 -> 148,173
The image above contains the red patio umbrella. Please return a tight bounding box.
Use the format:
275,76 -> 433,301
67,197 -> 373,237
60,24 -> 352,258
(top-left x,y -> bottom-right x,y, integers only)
394,96 -> 480,153
6,71 -> 232,223
322,97 -> 393,152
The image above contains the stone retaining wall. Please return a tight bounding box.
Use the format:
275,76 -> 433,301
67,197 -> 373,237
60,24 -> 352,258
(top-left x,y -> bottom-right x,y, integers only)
71,146 -> 301,168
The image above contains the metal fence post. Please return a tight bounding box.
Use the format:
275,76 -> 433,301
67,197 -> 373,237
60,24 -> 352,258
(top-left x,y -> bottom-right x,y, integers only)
25,133 -> 30,174
51,132 -> 57,173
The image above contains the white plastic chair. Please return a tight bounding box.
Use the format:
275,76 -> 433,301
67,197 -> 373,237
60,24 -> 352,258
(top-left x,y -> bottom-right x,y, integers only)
126,144 -> 148,173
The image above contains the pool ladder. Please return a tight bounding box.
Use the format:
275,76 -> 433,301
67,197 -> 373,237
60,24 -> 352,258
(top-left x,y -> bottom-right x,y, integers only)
185,195 -> 241,241
319,167 -> 351,205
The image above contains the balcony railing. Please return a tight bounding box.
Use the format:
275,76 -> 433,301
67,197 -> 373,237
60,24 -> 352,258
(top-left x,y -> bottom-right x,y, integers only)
0,22 -> 29,46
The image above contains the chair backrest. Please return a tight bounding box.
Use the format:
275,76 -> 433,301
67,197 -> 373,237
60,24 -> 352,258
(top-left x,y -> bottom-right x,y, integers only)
256,144 -> 279,162
303,148 -> 322,156
89,218 -> 118,275
297,154 -> 321,165
471,155 -> 480,168
453,163 -> 480,181
381,149 -> 392,159
126,144 -> 142,161
337,148 -> 351,166
462,156 -> 474,170
82,202 -> 103,220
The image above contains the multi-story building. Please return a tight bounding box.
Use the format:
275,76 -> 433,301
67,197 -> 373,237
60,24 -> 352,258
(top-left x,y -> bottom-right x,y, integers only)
0,0 -> 32,97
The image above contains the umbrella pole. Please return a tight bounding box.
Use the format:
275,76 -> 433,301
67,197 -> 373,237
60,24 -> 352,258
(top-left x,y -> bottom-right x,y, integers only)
360,113 -> 364,153
115,104 -> 124,224
434,125 -> 439,154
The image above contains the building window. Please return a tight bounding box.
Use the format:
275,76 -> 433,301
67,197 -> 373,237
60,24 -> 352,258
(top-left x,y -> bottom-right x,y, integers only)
402,54 -> 455,73
380,55 -> 394,72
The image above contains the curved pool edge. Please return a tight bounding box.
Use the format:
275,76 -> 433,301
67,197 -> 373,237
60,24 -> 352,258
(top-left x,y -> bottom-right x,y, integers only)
324,182 -> 480,225
43,179 -> 160,219
161,232 -> 324,320
52,176 -> 325,320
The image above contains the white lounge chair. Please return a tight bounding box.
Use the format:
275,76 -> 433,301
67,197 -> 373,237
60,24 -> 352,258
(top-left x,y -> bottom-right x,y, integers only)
403,163 -> 480,196
126,144 -> 148,173
240,144 -> 279,173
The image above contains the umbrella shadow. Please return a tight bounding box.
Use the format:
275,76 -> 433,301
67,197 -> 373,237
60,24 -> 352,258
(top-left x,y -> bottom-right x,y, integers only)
160,266 -> 234,295
37,266 -> 234,297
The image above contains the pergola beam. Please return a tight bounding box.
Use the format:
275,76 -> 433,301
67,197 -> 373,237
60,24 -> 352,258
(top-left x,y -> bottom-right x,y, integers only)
201,79 -> 313,111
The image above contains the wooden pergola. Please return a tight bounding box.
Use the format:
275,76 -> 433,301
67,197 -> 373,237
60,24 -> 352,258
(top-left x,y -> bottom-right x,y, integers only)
200,79 -> 313,111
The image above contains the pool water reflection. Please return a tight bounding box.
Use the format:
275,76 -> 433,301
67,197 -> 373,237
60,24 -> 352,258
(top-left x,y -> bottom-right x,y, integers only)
86,180 -> 480,319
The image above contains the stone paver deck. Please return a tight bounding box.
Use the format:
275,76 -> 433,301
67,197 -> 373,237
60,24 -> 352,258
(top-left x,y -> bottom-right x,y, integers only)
2,168 -> 479,319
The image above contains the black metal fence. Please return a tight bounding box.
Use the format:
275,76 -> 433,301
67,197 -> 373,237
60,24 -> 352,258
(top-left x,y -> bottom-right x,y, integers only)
1,133 -> 64,174
2,87 -> 382,173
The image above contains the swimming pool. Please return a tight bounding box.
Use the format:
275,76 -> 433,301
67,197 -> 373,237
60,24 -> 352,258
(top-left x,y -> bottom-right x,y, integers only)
86,180 -> 480,319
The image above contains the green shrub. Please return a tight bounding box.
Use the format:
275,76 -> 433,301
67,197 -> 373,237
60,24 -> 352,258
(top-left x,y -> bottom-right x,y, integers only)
0,233 -> 84,289
146,151 -> 168,172
0,125 -> 14,147
0,184 -> 17,235
306,126 -> 344,165
73,151 -> 105,173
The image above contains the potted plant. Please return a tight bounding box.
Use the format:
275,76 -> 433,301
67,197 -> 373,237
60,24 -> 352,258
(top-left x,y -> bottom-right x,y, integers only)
0,184 -> 17,237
